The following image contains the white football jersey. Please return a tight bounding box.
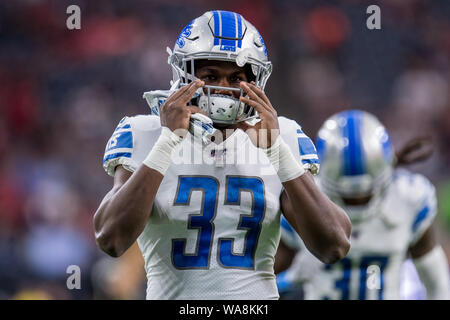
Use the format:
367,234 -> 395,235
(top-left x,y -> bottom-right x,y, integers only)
280,169 -> 437,300
103,114 -> 319,300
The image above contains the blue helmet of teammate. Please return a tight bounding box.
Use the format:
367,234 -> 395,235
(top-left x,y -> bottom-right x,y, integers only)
316,110 -> 395,222
167,10 -> 272,125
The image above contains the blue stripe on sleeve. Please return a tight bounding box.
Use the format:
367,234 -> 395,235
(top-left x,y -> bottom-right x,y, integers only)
412,205 -> 430,232
115,124 -> 131,131
103,152 -> 132,164
296,128 -> 320,166
106,131 -> 133,151
302,158 -> 320,165
298,137 -> 317,156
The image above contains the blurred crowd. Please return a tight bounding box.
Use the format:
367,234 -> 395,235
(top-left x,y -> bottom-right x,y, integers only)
0,0 -> 449,299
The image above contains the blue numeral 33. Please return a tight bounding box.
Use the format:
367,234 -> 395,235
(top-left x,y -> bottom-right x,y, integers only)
172,176 -> 265,270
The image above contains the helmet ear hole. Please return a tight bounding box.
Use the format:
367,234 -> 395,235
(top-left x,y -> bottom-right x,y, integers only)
244,64 -> 256,83
183,60 -> 194,84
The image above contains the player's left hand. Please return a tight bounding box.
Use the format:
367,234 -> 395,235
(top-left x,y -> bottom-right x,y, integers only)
238,81 -> 280,149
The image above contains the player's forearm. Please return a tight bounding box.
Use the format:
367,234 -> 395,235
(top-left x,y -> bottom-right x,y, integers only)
413,245 -> 450,300
282,173 -> 351,264
94,166 -> 163,257
263,134 -> 351,264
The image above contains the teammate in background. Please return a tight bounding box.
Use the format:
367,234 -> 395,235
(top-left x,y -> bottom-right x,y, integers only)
93,11 -> 351,300
276,110 -> 450,300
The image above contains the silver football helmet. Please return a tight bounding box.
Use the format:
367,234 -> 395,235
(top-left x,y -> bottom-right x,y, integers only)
167,10 -> 272,124
316,110 -> 395,223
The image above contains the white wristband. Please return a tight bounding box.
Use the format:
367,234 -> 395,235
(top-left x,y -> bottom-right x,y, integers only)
264,135 -> 305,182
142,127 -> 183,175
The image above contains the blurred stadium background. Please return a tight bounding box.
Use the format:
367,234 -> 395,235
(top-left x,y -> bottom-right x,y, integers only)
0,0 -> 449,299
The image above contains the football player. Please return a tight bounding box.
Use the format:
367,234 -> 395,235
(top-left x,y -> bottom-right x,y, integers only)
277,110 -> 450,300
93,11 -> 351,299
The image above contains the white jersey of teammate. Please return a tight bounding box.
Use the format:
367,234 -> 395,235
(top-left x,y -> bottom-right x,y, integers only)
103,114 -> 319,300
280,169 -> 437,300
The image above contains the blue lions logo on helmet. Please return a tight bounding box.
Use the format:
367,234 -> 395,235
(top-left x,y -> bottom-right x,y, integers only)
176,20 -> 194,48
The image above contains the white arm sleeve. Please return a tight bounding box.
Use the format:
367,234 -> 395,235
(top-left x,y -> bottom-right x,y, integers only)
413,245 -> 450,300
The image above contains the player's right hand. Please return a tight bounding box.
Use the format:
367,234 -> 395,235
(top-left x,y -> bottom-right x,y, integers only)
160,79 -> 205,135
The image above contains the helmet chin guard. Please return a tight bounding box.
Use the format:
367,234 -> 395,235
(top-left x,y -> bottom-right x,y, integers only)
194,85 -> 257,124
